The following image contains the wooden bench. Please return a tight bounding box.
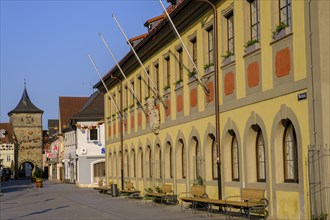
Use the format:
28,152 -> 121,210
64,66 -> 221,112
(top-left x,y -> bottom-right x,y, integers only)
179,185 -> 208,212
145,184 -> 177,205
120,182 -> 141,198
93,181 -> 113,194
225,188 -> 268,219
179,187 -> 268,219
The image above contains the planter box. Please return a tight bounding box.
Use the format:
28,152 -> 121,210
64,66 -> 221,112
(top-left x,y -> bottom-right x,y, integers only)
244,42 -> 260,54
222,55 -> 235,66
273,27 -> 291,41
204,65 -> 214,75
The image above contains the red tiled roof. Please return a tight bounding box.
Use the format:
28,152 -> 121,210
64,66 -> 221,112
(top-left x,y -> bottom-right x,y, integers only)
129,33 -> 148,42
59,96 -> 88,130
0,123 -> 15,143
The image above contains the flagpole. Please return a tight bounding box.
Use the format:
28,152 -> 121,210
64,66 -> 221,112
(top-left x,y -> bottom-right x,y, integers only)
159,0 -> 209,94
112,14 -> 168,110
88,54 -> 123,119
98,33 -> 147,116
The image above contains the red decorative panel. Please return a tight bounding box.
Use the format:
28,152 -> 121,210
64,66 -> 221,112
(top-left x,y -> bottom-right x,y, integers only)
166,99 -> 171,116
138,112 -> 142,126
108,125 -> 111,137
224,72 -> 235,95
131,115 -> 134,129
247,61 -> 260,88
190,88 -> 198,107
206,81 -> 214,102
275,47 -> 291,78
113,123 -> 116,135
177,94 -> 183,112
124,119 -> 127,132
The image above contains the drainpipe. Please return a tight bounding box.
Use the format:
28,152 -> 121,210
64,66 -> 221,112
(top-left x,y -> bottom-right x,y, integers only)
308,0 -> 318,217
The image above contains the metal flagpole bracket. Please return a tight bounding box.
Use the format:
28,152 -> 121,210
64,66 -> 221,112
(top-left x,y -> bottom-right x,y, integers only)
98,33 -> 148,117
159,0 -> 210,95
112,13 -> 168,110
88,54 -> 123,119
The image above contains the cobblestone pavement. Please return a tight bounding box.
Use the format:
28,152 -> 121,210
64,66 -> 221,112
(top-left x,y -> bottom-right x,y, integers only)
0,180 -> 226,220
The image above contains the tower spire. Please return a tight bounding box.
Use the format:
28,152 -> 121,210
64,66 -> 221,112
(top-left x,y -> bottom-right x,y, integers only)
24,78 -> 26,89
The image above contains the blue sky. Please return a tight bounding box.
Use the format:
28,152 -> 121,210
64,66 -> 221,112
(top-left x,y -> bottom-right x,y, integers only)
0,0 -> 170,128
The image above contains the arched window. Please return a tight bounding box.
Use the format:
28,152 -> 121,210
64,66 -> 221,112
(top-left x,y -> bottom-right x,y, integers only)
210,135 -> 218,180
131,149 -> 136,178
169,145 -> 173,178
109,153 -> 112,177
155,144 -> 162,179
147,146 -> 152,178
124,149 -> 129,177
231,134 -> 239,181
283,121 -> 298,183
194,137 -> 202,179
256,130 -> 266,182
180,139 -> 186,179
138,147 -> 143,178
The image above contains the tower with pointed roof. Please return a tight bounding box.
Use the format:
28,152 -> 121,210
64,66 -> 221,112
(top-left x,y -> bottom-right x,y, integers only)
8,83 -> 43,177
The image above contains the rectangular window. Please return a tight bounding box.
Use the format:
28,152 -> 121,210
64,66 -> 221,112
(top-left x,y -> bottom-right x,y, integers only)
130,80 -> 134,106
111,93 -> 116,115
89,128 -> 98,141
279,0 -> 292,27
250,0 -> 260,41
165,57 -> 170,87
7,155 -> 10,162
147,69 -> 151,97
192,38 -> 197,70
137,76 -> 142,101
154,64 -> 159,91
207,28 -> 214,64
178,49 -> 183,81
125,85 -> 128,110
227,13 -> 234,55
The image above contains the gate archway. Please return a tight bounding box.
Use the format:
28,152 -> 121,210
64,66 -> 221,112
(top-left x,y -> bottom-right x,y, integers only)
19,161 -> 35,178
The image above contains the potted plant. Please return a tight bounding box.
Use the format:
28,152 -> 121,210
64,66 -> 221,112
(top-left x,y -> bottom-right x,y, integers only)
222,51 -> 234,65
193,176 -> 204,186
203,63 -> 214,73
34,168 -> 43,188
272,22 -> 289,40
244,39 -> 260,53
174,79 -> 183,88
163,85 -> 170,92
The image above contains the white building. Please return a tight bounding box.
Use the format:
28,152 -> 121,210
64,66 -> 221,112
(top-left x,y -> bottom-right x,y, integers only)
63,128 -> 76,183
71,91 -> 105,188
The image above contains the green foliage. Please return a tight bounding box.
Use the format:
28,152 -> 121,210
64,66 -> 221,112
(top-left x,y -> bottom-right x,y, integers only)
273,22 -> 289,36
244,39 -> 259,48
203,63 -> 214,70
163,85 -> 170,91
144,187 -> 153,193
34,167 -> 43,178
312,213 -> 328,220
154,185 -> 162,193
221,51 -> 234,59
193,176 -> 204,186
188,70 -> 197,78
174,79 -> 183,85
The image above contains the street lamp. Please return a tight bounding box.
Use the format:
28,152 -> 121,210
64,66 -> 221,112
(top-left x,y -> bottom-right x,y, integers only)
197,0 -> 222,200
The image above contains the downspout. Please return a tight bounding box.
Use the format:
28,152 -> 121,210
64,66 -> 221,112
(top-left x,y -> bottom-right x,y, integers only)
308,0 -> 319,217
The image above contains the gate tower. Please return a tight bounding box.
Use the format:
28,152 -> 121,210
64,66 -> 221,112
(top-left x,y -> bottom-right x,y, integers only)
8,84 -> 43,177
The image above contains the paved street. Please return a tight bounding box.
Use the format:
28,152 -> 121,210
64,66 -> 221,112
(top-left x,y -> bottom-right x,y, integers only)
0,180 -> 225,220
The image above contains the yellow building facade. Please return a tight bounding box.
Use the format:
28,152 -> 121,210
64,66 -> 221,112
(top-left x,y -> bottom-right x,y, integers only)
95,0 -> 329,219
